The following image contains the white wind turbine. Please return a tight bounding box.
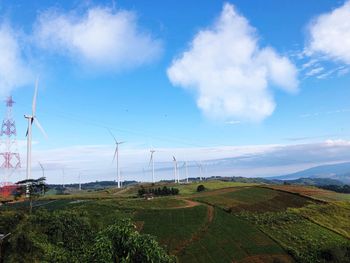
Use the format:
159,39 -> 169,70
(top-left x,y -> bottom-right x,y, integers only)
182,161 -> 189,183
173,156 -> 178,183
196,162 -> 203,181
78,172 -> 82,191
149,150 -> 156,183
109,130 -> 125,189
24,78 -> 47,196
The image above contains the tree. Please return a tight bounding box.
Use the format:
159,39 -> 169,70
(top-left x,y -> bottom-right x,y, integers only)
15,177 -> 48,213
7,213 -> 175,263
197,184 -> 205,192
90,219 -> 175,263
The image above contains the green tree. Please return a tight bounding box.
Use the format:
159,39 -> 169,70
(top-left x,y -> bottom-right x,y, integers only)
197,184 -> 205,192
90,219 -> 175,263
15,177 -> 48,213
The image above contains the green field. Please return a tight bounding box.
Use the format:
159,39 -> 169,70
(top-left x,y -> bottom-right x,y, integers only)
175,181 -> 257,195
294,202 -> 350,239
1,181 -> 350,263
240,211 -> 350,262
179,208 -> 292,263
193,186 -> 314,212
134,205 -> 208,253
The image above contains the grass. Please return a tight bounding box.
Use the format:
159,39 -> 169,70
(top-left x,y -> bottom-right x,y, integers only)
179,208 -> 292,263
239,210 -> 350,263
174,181 -> 258,195
134,205 -> 208,253
2,182 -> 350,263
293,202 -> 350,239
193,186 -> 314,212
266,185 -> 350,202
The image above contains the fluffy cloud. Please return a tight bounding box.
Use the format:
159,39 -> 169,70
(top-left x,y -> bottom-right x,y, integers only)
34,7 -> 162,70
307,1 -> 350,64
0,24 -> 32,95
167,3 -> 298,122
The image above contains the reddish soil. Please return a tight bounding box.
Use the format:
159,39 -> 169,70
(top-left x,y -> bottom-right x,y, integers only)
173,205 -> 215,255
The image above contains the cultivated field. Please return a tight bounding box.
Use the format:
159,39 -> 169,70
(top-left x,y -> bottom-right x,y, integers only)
1,181 -> 350,262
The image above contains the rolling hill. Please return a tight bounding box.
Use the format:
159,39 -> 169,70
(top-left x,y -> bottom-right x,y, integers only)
273,162 -> 350,184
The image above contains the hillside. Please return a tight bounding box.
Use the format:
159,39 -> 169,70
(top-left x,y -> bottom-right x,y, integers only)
1,180 -> 350,262
273,162 -> 350,184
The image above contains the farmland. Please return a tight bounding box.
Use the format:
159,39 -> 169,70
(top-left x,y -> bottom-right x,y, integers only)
1,181 -> 349,262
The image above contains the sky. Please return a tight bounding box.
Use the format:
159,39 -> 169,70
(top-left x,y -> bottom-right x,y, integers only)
0,0 -> 350,184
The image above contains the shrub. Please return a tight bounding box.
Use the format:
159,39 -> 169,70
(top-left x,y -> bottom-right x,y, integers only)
197,185 -> 206,192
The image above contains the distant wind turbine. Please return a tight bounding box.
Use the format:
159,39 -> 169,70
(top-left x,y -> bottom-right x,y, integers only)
62,168 -> 65,188
196,162 -> 203,181
24,78 -> 47,196
184,161 -> 189,183
173,156 -> 178,183
38,162 -> 45,178
149,150 -> 156,183
109,130 -> 125,189
38,162 -> 45,195
78,172 -> 82,191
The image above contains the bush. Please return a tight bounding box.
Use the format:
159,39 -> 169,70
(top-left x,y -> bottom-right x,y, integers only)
197,185 -> 206,192
4,210 -> 175,263
137,186 -> 179,197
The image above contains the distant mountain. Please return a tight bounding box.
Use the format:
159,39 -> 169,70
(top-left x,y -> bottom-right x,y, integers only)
283,177 -> 344,186
273,162 -> 350,184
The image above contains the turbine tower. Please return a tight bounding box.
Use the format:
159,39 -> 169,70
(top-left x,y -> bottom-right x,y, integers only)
78,172 -> 81,191
185,161 -> 189,183
109,130 -> 124,188
62,168 -> 65,188
24,79 -> 46,196
149,150 -> 155,183
0,96 -> 21,197
196,162 -> 203,181
173,156 -> 178,183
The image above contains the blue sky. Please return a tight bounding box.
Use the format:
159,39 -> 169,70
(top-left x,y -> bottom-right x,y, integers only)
0,0 -> 350,183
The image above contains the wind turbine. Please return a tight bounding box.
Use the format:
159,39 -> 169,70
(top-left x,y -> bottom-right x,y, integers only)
24,78 -> 47,196
173,156 -> 178,183
78,172 -> 81,191
38,162 -> 45,178
149,150 -> 156,183
184,161 -> 189,183
38,162 -> 45,195
196,162 -> 203,181
62,168 -> 65,188
109,130 -> 125,189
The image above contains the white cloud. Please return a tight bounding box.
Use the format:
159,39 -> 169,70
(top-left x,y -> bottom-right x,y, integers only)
305,66 -> 324,77
167,3 -> 298,122
7,139 -> 350,183
34,6 -> 162,70
307,1 -> 350,64
0,24 -> 32,95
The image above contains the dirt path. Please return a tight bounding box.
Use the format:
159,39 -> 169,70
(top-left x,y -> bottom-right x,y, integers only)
169,199 -> 201,209
173,204 -> 215,255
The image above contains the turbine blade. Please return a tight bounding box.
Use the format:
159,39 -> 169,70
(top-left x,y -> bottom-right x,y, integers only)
34,118 -> 48,138
148,153 -> 153,167
112,146 -> 118,162
25,127 -> 29,137
107,128 -> 117,143
32,77 -> 39,116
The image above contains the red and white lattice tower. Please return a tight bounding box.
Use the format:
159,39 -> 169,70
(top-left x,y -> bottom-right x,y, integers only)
0,96 -> 21,197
